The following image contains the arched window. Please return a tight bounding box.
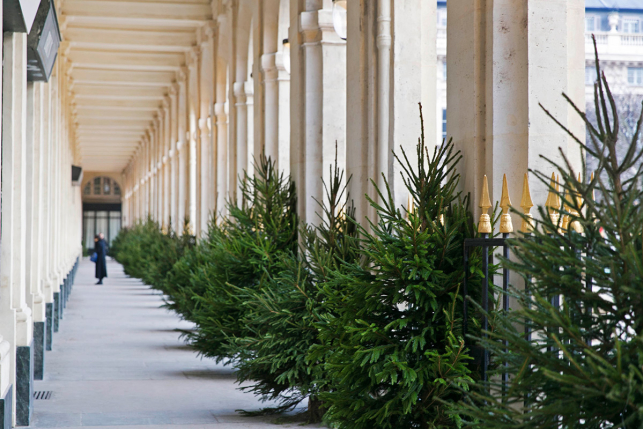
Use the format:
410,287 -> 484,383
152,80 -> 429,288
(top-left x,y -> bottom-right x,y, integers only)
84,177 -> 122,197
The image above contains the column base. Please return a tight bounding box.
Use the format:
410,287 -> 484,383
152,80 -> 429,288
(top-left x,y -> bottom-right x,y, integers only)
45,303 -> 53,351
16,345 -> 33,426
53,292 -> 60,332
33,322 -> 45,380
0,386 -> 12,429
59,284 -> 64,320
63,277 -> 68,309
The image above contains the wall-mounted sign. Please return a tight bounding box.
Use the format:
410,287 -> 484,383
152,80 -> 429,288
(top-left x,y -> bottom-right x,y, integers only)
3,0 -> 41,33
72,166 -> 84,186
27,0 -> 61,82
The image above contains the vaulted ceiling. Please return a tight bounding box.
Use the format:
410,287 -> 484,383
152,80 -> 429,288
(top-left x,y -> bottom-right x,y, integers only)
59,0 -> 213,173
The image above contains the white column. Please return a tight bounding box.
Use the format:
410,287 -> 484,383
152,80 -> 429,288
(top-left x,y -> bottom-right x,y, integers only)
169,85 -> 179,231
26,82 -> 46,323
296,1 -> 347,225
233,81 -> 248,198
276,52 -> 290,177
215,101 -> 228,218
41,78 -> 53,304
188,52 -> 199,233
177,73 -> 188,230
346,0 -> 436,223
262,54 -> 279,162
199,117 -> 210,233
447,0 -> 584,217
245,80 -> 254,173
1,34 -> 34,360
163,100 -> 171,228
0,25 -> 9,405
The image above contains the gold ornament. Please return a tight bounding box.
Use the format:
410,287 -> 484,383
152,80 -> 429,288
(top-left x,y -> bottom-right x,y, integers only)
499,174 -> 513,233
478,175 -> 492,234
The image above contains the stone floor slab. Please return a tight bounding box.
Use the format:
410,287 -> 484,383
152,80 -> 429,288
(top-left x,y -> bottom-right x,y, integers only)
29,259 -> 321,428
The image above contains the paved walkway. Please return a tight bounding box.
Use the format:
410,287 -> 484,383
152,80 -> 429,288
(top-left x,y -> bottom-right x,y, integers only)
31,259 -> 321,429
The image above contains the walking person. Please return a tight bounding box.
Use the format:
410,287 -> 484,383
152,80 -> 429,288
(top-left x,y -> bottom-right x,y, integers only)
94,233 -> 108,285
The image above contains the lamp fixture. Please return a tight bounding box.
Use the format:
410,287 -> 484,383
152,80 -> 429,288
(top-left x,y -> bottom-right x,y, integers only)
332,0 -> 347,40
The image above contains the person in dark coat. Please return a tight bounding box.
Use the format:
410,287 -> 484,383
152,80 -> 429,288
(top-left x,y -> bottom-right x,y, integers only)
94,233 -> 108,284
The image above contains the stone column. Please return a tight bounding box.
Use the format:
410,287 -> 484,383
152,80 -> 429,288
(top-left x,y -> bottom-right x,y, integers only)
447,0 -> 584,218
276,52 -> 290,176
26,82 -> 46,383
258,0 -> 290,174
149,127 -> 157,221
245,81 -> 254,173
294,0 -> 346,225
188,50 -> 200,234
214,54 -> 228,218
177,72 -> 188,231
346,0 -> 436,224
0,30 -> 12,424
162,99 -> 171,228
169,84 -> 179,232
214,101 -> 228,218
1,32 -> 35,426
198,117 -> 210,233
41,78 -> 55,356
233,81 -> 248,199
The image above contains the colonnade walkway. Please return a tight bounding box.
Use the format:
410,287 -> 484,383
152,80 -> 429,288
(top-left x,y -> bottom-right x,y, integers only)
29,259 -> 319,429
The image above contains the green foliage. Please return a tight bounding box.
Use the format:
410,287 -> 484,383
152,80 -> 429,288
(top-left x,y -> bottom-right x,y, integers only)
111,217 -> 195,289
186,156 -> 299,363
317,111 -> 482,429
160,237 -> 211,322
230,163 -> 361,422
457,39 -> 643,428
109,110 -> 488,427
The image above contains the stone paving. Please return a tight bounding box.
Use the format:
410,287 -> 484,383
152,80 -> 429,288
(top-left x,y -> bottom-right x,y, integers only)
30,259 -> 322,429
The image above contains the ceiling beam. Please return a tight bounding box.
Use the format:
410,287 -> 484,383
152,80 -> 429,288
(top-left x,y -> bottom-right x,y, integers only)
75,110 -> 156,120
68,49 -> 186,72
77,124 -> 147,131
71,69 -> 176,87
65,27 -> 197,53
62,1 -> 212,28
74,98 -> 161,108
73,84 -> 168,100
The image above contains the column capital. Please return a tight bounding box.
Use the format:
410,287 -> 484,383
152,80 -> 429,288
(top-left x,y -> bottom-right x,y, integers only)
244,81 -> 254,99
261,53 -> 278,80
177,67 -> 188,82
204,20 -> 217,39
299,11 -> 321,44
233,81 -> 247,98
198,118 -> 209,132
214,102 -> 227,120
188,48 -> 200,67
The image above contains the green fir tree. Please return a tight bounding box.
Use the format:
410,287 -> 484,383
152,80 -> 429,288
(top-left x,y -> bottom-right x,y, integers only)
230,162 -> 361,422
318,108 -> 483,429
457,39 -> 643,428
186,156 -> 299,363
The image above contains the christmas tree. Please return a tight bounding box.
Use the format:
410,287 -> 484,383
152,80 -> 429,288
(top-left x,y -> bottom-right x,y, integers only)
457,38 -> 643,428
186,156 -> 299,363
319,107 -> 483,428
231,161 -> 361,422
